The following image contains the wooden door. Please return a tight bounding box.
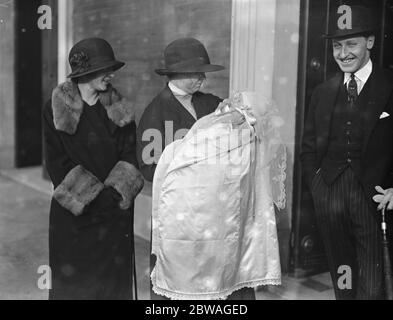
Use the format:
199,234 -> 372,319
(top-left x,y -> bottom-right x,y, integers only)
15,0 -> 43,167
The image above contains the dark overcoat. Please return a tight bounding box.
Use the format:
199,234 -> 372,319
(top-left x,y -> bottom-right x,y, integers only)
136,85 -> 222,182
43,81 -> 144,300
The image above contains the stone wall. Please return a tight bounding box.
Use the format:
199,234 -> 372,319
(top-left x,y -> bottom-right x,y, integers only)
72,0 -> 232,123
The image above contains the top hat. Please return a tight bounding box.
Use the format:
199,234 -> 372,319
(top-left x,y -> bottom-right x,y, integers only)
67,38 -> 125,79
155,38 -> 225,76
324,5 -> 379,39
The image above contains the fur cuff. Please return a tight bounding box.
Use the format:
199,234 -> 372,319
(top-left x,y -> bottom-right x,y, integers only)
52,82 -> 135,134
53,165 -> 104,216
104,161 -> 144,210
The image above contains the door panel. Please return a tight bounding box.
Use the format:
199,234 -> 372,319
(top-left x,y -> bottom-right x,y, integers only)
15,0 -> 43,167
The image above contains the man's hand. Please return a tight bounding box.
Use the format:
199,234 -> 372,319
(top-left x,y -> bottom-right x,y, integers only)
372,186 -> 393,210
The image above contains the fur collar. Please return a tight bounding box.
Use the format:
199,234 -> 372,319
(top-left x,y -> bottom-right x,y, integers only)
52,81 -> 135,134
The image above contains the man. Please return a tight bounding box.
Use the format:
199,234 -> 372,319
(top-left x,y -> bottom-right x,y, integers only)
137,37 -> 256,300
301,5 -> 393,300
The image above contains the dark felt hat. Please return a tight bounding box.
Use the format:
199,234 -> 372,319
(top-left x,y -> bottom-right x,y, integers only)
155,38 -> 225,76
324,5 -> 379,39
67,38 -> 125,79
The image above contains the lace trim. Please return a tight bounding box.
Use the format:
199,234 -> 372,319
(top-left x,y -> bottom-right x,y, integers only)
151,268 -> 281,300
271,145 -> 287,210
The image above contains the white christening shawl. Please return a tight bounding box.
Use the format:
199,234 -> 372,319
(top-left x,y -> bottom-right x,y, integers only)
151,92 -> 286,300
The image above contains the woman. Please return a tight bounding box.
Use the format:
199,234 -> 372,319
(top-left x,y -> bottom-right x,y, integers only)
137,37 -> 225,182
43,38 -> 144,300
137,38 -> 256,300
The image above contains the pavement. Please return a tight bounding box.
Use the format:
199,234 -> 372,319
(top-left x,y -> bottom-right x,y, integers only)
0,166 -> 334,300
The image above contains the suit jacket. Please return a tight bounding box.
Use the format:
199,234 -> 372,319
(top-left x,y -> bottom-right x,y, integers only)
301,67 -> 393,209
136,85 -> 222,181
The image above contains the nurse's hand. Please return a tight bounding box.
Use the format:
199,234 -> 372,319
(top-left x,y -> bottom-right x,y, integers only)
216,99 -> 254,119
373,186 -> 393,211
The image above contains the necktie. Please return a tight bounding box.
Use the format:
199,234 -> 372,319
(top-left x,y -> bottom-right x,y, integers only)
347,73 -> 358,103
174,94 -> 197,119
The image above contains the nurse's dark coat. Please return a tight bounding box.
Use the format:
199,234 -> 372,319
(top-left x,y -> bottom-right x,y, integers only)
136,85 -> 222,182
43,81 -> 144,300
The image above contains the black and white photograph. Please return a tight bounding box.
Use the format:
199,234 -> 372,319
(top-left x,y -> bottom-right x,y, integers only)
0,0 -> 393,303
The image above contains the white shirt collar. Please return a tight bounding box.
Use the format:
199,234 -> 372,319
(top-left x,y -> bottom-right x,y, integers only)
168,81 -> 189,96
344,59 -> 373,85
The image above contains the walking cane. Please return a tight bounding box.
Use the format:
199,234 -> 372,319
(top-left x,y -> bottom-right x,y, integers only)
381,207 -> 393,300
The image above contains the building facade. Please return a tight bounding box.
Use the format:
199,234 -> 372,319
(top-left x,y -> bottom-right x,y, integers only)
3,0 -> 391,275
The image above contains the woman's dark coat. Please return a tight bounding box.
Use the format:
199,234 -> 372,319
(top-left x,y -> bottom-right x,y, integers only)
43,81 -> 144,300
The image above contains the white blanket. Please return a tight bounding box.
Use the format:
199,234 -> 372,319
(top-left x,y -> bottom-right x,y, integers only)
151,92 -> 286,300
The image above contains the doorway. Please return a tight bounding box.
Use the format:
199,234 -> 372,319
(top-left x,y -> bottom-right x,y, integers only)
15,0 -> 43,167
291,0 -> 393,275
15,0 -> 58,172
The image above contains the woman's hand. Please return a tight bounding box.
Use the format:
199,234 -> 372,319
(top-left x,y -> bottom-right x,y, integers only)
87,187 -> 122,214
